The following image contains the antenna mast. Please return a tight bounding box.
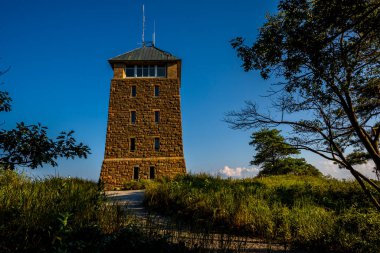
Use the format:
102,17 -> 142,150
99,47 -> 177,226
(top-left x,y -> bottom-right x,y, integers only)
142,4 -> 145,46
153,20 -> 156,46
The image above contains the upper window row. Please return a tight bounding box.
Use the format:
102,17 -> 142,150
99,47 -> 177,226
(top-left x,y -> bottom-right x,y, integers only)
125,65 -> 166,78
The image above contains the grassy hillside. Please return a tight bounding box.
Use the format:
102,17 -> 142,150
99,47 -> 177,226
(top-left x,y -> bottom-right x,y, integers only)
0,170 -> 190,253
144,174 -> 380,252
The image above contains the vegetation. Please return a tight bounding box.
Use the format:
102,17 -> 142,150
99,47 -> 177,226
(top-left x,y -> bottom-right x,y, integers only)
0,69 -> 90,170
250,128 -> 321,176
226,0 -> 380,209
123,179 -> 155,190
0,170 -> 192,253
145,174 -> 380,252
249,128 -> 299,166
262,157 -> 321,176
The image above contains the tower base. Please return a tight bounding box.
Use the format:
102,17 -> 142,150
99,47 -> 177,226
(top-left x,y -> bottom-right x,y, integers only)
100,157 -> 186,190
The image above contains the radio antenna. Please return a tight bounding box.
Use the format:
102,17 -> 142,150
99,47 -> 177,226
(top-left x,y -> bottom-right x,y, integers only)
142,4 -> 145,46
152,20 -> 156,46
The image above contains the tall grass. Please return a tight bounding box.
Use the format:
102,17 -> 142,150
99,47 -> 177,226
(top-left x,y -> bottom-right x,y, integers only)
0,170 -> 127,252
0,170 -> 191,253
144,174 -> 380,252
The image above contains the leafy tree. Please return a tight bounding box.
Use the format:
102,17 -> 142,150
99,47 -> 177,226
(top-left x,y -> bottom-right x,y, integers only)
0,69 -> 90,170
226,0 -> 380,209
0,67 -> 11,113
249,128 -> 299,167
259,157 -> 321,177
250,128 -> 320,176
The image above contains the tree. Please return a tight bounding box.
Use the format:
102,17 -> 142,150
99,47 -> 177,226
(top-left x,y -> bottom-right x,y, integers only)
250,128 -> 321,177
0,69 -> 90,170
259,157 -> 321,177
249,128 -> 299,167
226,0 -> 380,210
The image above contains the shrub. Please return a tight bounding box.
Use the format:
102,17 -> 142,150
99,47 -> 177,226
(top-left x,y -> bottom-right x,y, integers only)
0,170 -> 192,253
289,204 -> 334,250
334,208 -> 380,253
144,173 -> 380,252
259,157 -> 322,177
123,179 -> 154,190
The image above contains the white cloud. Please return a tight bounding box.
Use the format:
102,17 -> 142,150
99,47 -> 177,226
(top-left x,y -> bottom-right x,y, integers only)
217,160 -> 378,180
314,159 -> 377,180
217,166 -> 259,178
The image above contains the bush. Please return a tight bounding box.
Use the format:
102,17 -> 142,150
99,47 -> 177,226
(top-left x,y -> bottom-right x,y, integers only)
259,157 -> 322,177
0,170 -> 192,253
0,170 -> 109,252
123,179 -> 154,190
334,208 -> 380,253
144,173 -> 380,252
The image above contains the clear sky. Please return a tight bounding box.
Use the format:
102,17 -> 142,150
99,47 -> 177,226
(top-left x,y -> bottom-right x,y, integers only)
0,0 -> 373,180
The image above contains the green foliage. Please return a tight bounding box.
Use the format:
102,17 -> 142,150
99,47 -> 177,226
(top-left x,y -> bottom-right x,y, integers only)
0,123 -> 90,169
249,128 -> 299,167
0,170 -> 191,253
249,128 -> 320,176
0,170 -> 107,252
145,174 -> 380,252
334,208 -> 380,252
259,157 -> 322,177
123,179 -> 154,190
227,0 -> 380,209
0,67 -> 11,112
0,91 -> 11,112
0,69 -> 90,170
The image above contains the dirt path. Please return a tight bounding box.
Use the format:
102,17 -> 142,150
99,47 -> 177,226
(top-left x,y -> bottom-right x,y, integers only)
105,190 -> 296,253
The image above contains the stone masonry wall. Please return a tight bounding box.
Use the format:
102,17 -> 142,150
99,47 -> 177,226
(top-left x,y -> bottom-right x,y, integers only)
101,157 -> 185,189
100,62 -> 186,190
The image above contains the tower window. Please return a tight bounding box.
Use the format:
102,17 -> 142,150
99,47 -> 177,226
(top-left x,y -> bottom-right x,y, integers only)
154,111 -> 160,123
149,66 -> 155,76
136,66 -> 143,77
156,65 -> 166,77
125,65 -> 166,78
133,166 -> 139,180
143,66 -> 149,76
130,111 -> 136,124
126,67 -> 134,77
154,138 -> 160,151
150,166 -> 155,179
131,85 -> 136,97
154,85 -> 159,97
130,138 -> 136,152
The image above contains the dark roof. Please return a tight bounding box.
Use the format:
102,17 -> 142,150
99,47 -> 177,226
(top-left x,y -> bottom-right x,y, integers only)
109,46 -> 179,62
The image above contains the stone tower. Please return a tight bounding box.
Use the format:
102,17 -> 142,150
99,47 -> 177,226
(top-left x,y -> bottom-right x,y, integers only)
100,45 -> 186,190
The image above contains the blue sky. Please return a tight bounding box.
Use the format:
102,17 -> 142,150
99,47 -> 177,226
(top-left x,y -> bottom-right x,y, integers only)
0,0 -> 371,180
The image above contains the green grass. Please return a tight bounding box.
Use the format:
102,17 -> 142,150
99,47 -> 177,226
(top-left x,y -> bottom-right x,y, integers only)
123,179 -> 155,190
144,173 -> 380,252
0,170 -> 192,253
4,169 -> 379,252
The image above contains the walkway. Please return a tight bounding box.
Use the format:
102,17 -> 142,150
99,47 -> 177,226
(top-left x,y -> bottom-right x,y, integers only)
106,190 -> 146,215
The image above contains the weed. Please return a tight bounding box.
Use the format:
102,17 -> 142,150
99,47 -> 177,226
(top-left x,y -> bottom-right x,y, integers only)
144,173 -> 380,252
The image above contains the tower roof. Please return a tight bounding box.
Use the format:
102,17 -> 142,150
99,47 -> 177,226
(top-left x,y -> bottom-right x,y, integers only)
109,46 -> 179,63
